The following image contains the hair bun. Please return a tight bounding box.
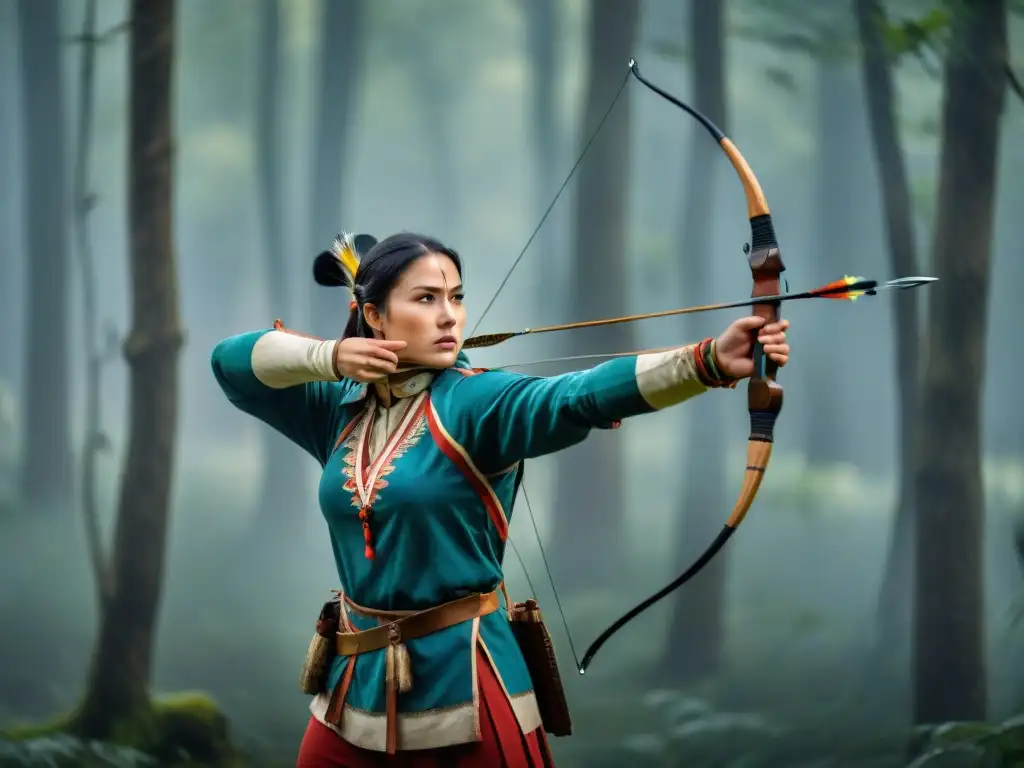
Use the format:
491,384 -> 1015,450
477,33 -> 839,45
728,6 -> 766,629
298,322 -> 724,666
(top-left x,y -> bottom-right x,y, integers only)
311,231 -> 379,288
312,251 -> 348,287
353,234 -> 378,254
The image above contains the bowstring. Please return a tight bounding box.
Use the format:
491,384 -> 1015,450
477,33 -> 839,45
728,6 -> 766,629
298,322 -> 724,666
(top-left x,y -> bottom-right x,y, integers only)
468,66 -> 633,338
507,529 -> 581,669
475,65 -> 634,674
519,482 -> 581,669
505,534 -> 539,600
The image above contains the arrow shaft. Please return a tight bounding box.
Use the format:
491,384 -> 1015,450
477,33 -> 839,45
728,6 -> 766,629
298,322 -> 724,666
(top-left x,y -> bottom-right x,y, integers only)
465,276 -> 934,351
494,280 -> 875,339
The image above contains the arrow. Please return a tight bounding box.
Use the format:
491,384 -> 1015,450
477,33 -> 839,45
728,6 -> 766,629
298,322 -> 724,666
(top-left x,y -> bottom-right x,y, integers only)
463,275 -> 936,351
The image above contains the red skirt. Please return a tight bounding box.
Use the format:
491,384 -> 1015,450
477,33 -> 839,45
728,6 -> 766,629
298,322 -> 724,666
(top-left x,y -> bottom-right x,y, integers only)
296,648 -> 556,767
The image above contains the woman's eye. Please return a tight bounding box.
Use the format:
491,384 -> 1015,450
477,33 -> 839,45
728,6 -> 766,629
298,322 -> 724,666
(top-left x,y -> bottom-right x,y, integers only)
452,293 -> 465,303
418,294 -> 435,303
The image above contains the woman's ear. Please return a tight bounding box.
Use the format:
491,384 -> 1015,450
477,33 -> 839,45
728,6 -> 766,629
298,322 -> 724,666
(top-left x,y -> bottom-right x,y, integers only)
363,303 -> 384,335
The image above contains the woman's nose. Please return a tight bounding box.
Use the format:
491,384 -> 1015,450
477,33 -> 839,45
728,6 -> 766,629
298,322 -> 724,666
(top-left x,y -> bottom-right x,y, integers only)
437,301 -> 456,326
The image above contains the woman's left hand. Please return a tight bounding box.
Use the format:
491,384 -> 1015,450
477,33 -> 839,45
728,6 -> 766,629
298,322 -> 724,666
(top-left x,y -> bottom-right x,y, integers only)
714,316 -> 791,380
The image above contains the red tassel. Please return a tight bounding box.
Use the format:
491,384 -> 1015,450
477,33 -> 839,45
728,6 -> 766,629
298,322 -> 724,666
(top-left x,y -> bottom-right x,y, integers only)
359,506 -> 375,560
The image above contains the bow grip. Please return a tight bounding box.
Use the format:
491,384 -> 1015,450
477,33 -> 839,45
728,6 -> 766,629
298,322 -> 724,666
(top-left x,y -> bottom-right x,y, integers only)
746,214 -> 785,431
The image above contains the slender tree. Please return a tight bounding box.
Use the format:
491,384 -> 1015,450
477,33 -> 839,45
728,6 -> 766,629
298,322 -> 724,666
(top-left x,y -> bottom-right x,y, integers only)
0,1 -> 19,389
16,0 -> 71,511
71,0 -> 118,608
551,0 -> 640,588
75,0 -> 183,735
853,0 -> 922,677
913,0 -> 1008,724
804,13 -> 872,468
307,0 -> 365,339
522,0 -> 561,332
250,0 -> 304,538
664,0 -> 729,684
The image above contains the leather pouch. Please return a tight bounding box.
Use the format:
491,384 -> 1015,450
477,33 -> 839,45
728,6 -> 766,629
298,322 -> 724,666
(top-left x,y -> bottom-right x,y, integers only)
509,598 -> 572,736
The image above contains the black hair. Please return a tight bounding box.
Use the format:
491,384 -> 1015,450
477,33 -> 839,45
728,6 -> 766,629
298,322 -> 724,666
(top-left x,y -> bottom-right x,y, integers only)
312,231 -> 464,339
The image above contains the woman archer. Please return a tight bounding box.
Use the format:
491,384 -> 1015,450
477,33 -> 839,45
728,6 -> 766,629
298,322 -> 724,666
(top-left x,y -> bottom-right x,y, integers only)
210,231 -> 791,767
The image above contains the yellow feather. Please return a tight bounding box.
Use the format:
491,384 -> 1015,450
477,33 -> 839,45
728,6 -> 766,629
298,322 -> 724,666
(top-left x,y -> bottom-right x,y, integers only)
330,231 -> 361,282
339,247 -> 360,278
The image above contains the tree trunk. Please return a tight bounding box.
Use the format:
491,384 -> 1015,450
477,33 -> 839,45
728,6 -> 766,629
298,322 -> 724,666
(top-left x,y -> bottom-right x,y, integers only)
307,0 -> 365,339
16,0 -> 71,511
551,0 -> 639,591
410,60 -> 460,239
803,23 -> 864,467
72,0 -> 113,606
912,0 -> 1007,725
663,0 -> 728,685
523,0 -> 561,335
252,0 -> 304,537
75,0 -> 183,735
854,0 -> 921,680
0,1 -> 19,389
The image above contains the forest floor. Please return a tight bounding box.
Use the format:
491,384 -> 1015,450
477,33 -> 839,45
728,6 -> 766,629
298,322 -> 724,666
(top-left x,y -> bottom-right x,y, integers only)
2,453 -> 1023,766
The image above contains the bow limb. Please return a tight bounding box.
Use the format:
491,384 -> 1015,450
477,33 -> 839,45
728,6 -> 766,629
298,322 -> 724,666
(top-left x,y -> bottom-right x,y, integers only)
576,61 -> 787,674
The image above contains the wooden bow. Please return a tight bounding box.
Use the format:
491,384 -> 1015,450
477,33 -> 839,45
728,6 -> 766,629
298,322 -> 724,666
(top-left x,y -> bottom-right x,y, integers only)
468,57 -> 790,675
576,59 -> 787,672
470,59 -> 933,676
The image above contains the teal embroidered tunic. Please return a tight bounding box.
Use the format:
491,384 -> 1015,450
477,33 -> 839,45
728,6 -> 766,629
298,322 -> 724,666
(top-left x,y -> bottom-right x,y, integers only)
210,327 -> 708,751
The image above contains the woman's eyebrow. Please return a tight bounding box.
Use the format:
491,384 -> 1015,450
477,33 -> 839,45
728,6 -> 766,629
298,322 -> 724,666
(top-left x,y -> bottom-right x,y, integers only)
409,283 -> 464,293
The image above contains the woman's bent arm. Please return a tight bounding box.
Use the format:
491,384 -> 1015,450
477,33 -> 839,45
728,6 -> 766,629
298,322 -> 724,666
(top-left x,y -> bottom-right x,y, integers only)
210,329 -> 353,465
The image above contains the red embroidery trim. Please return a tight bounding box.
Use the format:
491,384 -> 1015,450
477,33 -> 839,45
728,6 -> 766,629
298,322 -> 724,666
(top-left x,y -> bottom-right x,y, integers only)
425,403 -> 509,541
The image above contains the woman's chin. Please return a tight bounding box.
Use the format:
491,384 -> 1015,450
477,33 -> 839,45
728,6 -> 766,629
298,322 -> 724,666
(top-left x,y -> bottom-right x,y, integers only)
406,348 -> 460,370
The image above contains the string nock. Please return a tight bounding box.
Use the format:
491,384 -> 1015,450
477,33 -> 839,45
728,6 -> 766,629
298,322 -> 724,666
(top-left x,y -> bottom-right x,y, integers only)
628,57 -> 636,69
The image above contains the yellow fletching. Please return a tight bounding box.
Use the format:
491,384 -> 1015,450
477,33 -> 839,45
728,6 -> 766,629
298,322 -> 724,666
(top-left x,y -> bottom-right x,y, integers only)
844,275 -> 867,300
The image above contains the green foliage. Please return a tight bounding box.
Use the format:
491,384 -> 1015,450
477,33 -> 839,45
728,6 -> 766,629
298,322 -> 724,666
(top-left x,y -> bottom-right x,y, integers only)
763,66 -> 799,95
882,7 -> 951,62
0,693 -> 238,768
569,691 -> 1024,768
143,693 -> 238,766
0,713 -> 74,742
731,0 -> 859,62
731,0 -> 966,70
909,716 -> 1024,766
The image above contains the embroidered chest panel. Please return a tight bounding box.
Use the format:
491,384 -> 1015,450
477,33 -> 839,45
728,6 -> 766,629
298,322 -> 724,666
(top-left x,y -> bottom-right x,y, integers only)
317,388 -> 516,586
341,392 -> 429,513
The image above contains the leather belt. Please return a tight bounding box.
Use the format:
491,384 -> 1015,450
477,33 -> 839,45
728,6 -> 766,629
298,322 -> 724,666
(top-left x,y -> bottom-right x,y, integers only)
335,591 -> 498,656
328,590 -> 500,754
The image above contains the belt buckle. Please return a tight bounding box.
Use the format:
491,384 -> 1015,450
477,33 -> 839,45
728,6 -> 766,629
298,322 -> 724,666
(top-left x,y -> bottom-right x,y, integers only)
387,622 -> 401,645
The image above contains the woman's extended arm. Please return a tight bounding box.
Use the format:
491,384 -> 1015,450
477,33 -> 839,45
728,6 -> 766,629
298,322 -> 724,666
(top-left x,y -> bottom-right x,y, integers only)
210,328 -> 352,465
445,342 -> 719,474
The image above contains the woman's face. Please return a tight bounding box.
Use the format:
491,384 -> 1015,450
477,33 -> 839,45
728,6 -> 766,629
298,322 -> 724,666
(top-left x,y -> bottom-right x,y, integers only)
363,253 -> 466,369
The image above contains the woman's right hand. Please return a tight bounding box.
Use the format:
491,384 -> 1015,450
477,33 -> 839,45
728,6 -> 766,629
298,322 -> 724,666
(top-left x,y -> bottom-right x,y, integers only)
334,338 -> 408,383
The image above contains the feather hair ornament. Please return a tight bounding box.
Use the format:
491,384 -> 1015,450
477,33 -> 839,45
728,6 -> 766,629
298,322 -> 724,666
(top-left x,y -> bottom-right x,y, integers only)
312,231 -> 378,289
